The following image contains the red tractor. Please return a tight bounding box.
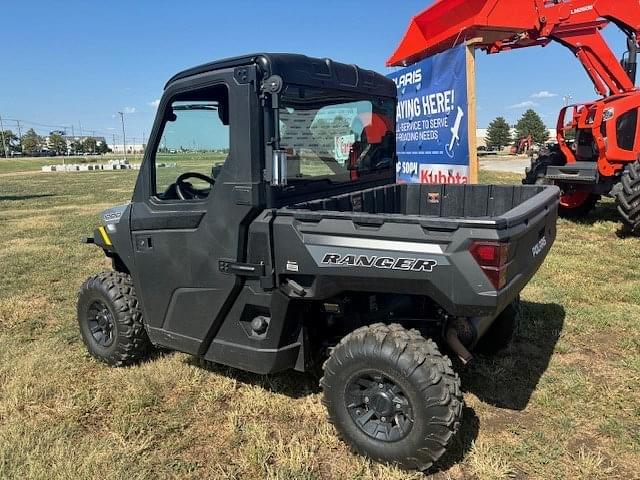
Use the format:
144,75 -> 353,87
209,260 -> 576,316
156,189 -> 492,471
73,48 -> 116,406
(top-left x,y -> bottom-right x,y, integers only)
512,135 -> 534,155
388,0 -> 640,229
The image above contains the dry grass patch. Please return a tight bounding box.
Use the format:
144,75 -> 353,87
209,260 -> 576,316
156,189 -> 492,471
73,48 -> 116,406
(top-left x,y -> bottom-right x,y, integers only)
466,440 -> 516,480
0,294 -> 50,329
49,203 -> 116,214
2,214 -> 60,236
0,168 -> 639,478
0,237 -> 44,257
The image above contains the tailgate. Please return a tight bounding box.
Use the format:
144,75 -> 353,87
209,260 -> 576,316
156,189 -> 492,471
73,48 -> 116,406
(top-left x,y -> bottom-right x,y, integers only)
441,185 -> 559,317
487,185 -> 559,312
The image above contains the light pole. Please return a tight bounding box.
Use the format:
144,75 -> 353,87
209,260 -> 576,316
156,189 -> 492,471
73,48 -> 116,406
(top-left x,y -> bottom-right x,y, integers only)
118,112 -> 127,162
15,120 -> 22,152
0,114 -> 8,158
563,94 -> 573,107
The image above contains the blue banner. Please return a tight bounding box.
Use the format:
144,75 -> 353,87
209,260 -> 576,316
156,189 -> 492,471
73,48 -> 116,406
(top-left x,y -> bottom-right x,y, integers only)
389,44 -> 470,184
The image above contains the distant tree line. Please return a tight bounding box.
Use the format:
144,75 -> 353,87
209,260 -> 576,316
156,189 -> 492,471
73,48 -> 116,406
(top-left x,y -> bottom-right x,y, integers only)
0,129 -> 111,157
486,109 -> 550,151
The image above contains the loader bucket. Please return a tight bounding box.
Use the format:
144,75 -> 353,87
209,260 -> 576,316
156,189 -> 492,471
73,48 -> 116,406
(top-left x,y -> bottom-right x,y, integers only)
387,0 -> 539,66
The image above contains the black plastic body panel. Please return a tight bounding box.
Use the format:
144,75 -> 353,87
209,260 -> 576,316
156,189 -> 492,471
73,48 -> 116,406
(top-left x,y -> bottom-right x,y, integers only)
287,183 -> 558,230
166,53 -> 396,98
128,66 -> 263,356
203,289 -> 304,374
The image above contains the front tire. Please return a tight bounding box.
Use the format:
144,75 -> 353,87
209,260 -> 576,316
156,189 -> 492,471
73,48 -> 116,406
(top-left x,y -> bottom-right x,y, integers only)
614,161 -> 640,233
77,271 -> 152,366
321,323 -> 462,471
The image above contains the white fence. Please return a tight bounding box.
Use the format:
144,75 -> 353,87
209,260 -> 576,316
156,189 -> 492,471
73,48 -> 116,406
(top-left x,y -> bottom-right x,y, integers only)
41,160 -> 176,173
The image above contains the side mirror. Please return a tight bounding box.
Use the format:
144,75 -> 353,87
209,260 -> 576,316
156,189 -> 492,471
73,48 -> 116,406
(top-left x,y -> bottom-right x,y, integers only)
271,149 -> 288,187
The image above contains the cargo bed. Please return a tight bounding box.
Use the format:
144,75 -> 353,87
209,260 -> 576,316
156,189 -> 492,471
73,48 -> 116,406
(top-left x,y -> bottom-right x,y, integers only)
271,182 -> 560,318
285,183 -> 559,230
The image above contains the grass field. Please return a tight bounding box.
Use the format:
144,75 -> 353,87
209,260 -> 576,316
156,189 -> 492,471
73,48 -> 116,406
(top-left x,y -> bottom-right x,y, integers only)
0,160 -> 639,479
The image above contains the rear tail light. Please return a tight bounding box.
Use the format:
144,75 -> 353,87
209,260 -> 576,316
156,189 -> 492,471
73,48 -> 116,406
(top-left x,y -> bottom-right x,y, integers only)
470,241 -> 509,290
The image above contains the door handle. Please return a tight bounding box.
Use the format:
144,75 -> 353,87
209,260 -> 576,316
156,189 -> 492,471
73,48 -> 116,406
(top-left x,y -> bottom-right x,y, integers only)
134,235 -> 153,253
219,259 -> 265,277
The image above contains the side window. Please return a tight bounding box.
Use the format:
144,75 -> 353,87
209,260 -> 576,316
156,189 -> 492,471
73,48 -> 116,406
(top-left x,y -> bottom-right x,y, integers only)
153,85 -> 230,200
616,108 -> 638,151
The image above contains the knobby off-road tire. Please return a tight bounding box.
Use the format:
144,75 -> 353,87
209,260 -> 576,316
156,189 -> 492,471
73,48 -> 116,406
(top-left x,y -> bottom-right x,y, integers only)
77,271 -> 152,366
525,155 -> 598,219
476,297 -> 521,355
523,155 -> 553,187
321,323 -> 463,471
614,161 -> 640,233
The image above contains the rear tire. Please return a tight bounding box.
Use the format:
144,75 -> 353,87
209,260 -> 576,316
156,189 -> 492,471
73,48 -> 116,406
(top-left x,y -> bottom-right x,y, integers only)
614,161 -> 640,233
321,323 -> 462,471
475,298 -> 521,355
525,155 -> 598,218
77,271 -> 152,366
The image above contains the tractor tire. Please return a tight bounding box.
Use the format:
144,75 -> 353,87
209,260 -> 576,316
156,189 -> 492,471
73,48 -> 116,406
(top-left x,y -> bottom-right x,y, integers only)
614,161 -> 640,233
523,157 -> 550,186
523,151 -> 561,186
475,297 -> 521,355
77,271 -> 152,366
524,155 -> 598,219
321,323 -> 463,471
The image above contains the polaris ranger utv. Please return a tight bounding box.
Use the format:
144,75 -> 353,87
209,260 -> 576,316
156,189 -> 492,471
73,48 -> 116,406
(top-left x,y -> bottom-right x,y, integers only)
78,53 -> 559,470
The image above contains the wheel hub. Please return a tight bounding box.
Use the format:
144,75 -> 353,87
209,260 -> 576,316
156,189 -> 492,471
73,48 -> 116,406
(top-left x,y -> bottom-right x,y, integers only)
87,300 -> 115,348
97,314 -> 109,329
370,391 -> 394,417
346,372 -> 414,442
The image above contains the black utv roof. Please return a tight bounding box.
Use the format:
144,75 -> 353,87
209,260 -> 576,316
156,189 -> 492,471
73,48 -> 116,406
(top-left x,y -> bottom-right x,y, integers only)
165,53 -> 396,97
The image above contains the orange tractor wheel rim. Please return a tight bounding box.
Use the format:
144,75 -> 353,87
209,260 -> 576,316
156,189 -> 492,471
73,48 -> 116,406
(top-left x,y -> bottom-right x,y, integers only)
560,191 -> 590,209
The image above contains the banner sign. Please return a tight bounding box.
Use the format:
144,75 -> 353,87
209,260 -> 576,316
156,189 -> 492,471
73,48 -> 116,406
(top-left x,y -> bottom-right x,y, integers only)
389,44 -> 470,184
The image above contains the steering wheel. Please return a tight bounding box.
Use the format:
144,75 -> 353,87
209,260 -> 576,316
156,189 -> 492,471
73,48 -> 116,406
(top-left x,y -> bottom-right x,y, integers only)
175,172 -> 215,200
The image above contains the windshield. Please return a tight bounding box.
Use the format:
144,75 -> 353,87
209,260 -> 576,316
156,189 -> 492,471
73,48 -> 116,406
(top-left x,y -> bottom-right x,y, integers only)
278,87 -> 396,184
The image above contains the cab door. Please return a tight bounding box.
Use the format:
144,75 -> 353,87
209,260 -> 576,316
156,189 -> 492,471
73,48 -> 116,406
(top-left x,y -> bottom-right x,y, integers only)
129,70 -> 261,355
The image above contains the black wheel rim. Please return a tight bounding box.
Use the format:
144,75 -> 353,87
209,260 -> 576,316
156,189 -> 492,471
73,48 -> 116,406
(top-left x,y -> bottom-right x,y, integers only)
345,371 -> 414,442
87,300 -> 115,348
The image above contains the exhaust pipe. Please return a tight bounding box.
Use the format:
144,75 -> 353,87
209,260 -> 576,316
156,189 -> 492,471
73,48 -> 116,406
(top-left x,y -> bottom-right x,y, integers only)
445,314 -> 498,365
446,326 -> 474,365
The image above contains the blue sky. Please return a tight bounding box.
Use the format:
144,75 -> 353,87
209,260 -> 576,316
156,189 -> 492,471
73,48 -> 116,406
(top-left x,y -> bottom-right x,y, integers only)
0,0 -> 630,144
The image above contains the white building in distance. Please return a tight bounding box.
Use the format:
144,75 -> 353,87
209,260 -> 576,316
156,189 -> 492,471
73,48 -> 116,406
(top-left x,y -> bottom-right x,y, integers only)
110,143 -> 146,154
41,134 -> 107,153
